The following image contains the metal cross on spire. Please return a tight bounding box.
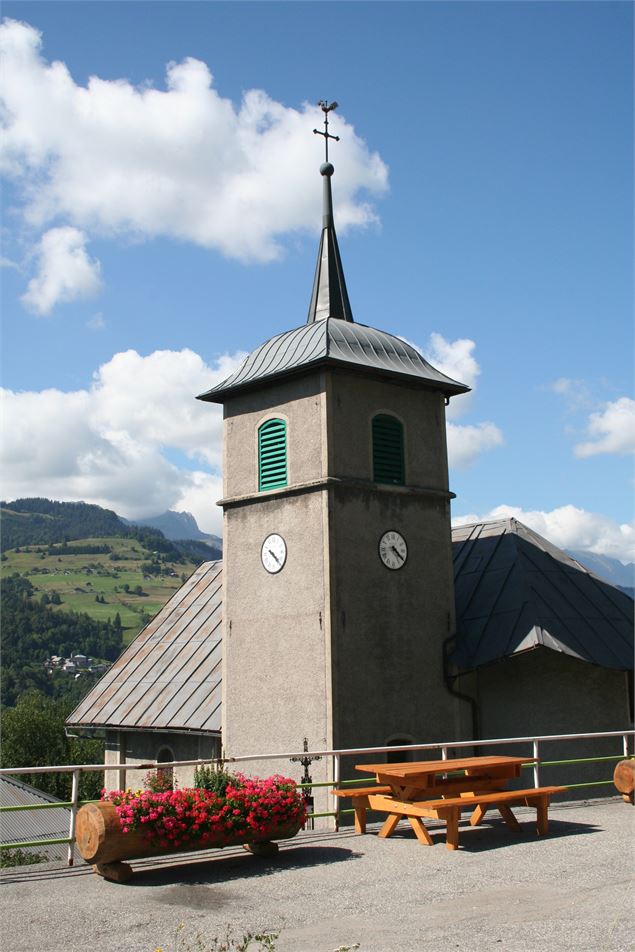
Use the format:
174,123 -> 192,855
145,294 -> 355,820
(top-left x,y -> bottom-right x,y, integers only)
313,100 -> 340,163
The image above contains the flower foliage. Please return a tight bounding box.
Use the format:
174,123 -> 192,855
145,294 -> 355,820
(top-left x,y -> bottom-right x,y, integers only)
102,774 -> 305,850
143,769 -> 173,793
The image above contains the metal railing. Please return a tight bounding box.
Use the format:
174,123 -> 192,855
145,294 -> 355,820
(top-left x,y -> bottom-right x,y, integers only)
1,728 -> 632,866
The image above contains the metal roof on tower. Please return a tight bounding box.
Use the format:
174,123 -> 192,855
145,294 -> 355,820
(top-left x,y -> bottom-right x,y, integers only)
198,102 -> 469,404
197,318 -> 470,402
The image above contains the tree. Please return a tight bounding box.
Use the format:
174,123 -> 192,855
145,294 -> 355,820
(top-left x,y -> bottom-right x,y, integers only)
0,692 -> 104,801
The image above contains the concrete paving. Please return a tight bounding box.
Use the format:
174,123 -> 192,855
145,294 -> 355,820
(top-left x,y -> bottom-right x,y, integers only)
1,797 -> 633,952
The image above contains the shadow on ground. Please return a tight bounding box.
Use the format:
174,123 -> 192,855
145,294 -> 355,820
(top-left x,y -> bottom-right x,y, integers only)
0,836 -> 361,888
129,843 -> 361,888
382,815 -> 600,852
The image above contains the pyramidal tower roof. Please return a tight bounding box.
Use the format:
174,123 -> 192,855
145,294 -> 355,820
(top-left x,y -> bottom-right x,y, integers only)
198,104 -> 469,404
306,159 -> 353,323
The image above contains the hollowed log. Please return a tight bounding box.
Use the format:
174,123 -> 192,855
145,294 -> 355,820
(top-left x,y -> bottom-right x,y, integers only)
76,801 -> 301,866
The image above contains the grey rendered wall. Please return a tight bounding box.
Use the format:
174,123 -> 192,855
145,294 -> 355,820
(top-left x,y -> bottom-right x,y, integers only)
327,370 -> 450,490
328,486 -> 460,753
221,374 -> 332,789
475,649 -> 632,793
104,731 -> 220,790
325,372 -> 460,756
220,368 -> 462,797
223,374 -> 326,498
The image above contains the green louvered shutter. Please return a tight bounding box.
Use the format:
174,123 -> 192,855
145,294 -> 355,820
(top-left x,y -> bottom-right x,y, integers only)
372,414 -> 405,485
258,419 -> 288,491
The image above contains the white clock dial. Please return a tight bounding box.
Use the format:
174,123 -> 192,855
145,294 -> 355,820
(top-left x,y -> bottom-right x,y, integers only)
261,533 -> 287,574
379,530 -> 408,570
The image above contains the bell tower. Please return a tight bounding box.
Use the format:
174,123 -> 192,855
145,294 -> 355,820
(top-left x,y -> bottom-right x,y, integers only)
198,103 -> 469,770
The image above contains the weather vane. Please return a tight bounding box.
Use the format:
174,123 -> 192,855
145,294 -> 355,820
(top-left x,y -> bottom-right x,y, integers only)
314,100 -> 340,163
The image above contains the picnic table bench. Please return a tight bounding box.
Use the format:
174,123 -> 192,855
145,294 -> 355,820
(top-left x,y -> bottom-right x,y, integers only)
334,755 -> 567,850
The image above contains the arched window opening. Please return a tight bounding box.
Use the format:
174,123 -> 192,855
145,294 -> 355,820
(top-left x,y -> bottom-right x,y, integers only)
372,414 -> 405,486
258,418 -> 288,491
386,737 -> 415,763
156,746 -> 174,790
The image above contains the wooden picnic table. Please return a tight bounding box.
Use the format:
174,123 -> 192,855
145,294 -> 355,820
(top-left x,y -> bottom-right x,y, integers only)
348,755 -> 565,850
356,754 -> 531,798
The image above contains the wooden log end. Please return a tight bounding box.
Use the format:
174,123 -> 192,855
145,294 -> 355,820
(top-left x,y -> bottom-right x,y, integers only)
93,861 -> 133,883
613,760 -> 635,795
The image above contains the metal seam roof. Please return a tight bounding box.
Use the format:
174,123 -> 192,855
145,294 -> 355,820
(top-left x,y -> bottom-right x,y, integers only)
197,319 -> 469,402
67,561 -> 223,734
1,777 -> 71,858
451,519 -> 633,671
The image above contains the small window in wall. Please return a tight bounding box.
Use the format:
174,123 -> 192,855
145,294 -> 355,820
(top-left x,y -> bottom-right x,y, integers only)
259,418 -> 288,491
156,746 -> 174,790
386,738 -> 415,763
372,414 -> 405,485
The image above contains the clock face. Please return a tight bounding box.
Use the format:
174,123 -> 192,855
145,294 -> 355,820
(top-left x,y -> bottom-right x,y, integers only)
379,530 -> 408,570
261,533 -> 287,574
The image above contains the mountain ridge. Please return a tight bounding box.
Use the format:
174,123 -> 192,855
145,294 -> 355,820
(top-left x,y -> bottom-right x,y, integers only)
125,510 -> 222,546
1,499 -> 221,561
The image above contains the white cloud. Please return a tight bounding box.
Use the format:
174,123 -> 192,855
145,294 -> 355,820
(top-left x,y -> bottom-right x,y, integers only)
0,255 -> 20,270
574,397 -> 635,458
424,332 -> 480,419
0,18 -> 388,266
87,312 -> 105,330
0,348 -> 246,534
548,376 -> 593,413
452,503 -> 635,563
21,226 -> 102,315
174,471 -> 224,536
403,332 -> 504,467
447,422 -> 504,469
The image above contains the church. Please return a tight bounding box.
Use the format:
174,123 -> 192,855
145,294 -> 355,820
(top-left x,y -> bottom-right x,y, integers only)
68,106 -> 633,796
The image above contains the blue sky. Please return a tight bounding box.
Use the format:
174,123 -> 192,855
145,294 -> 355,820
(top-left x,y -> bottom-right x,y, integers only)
1,1 -> 633,560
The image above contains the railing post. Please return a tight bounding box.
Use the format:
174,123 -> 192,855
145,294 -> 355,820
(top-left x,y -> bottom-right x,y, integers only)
67,769 -> 80,866
623,734 -> 629,758
441,746 -> 448,760
332,753 -> 341,831
533,739 -> 540,788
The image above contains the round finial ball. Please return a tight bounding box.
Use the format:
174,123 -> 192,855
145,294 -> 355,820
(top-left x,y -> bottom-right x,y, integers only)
320,162 -> 334,177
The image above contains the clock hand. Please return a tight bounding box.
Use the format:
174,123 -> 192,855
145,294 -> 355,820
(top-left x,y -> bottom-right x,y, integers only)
268,549 -> 281,564
391,545 -> 404,561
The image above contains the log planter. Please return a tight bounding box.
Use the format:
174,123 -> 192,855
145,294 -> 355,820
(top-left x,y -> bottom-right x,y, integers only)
76,801 -> 303,883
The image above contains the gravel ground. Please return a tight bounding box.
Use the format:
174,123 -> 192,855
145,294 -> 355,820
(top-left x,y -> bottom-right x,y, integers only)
1,797 -> 633,952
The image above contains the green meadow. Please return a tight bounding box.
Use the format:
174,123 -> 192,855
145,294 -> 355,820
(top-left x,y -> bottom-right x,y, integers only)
1,537 -> 199,645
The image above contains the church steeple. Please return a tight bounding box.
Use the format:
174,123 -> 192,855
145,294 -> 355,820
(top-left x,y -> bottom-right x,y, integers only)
307,101 -> 354,324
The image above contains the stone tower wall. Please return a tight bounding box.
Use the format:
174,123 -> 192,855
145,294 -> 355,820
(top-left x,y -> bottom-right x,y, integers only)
220,368 -> 460,781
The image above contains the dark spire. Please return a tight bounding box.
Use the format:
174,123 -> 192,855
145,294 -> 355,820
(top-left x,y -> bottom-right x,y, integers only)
307,102 -> 354,324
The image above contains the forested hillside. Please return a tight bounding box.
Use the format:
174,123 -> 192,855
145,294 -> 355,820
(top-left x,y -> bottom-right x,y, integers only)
1,498 -> 125,549
1,574 -> 123,707
0,499 -> 220,794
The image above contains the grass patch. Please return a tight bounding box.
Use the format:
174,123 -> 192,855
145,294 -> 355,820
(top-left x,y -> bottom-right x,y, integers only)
1,537 -> 198,641
0,848 -> 48,868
